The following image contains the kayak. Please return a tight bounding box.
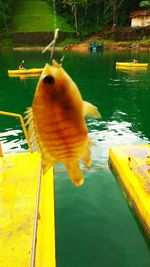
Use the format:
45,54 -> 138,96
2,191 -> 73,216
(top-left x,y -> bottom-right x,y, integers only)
116,66 -> 148,72
8,68 -> 43,76
9,73 -> 42,79
116,62 -> 148,68
109,144 -> 150,239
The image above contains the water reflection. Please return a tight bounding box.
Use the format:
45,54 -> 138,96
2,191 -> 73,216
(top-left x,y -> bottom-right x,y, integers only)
89,119 -> 148,166
8,73 -> 41,80
0,128 -> 27,152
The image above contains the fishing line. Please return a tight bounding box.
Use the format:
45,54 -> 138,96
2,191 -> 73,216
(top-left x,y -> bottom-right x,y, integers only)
42,28 -> 59,62
50,28 -> 59,61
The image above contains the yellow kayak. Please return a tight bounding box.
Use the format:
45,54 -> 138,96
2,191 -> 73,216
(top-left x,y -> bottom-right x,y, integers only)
116,62 -> 148,68
9,73 -> 42,79
8,68 -> 43,76
109,144 -> 150,239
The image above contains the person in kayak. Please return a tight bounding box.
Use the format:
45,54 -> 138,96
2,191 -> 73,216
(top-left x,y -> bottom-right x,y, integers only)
19,60 -> 26,70
133,59 -> 138,63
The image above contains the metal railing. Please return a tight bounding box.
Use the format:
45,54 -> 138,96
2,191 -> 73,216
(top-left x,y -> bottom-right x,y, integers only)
0,110 -> 32,154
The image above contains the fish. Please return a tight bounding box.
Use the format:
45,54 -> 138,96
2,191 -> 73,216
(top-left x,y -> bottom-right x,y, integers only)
25,60 -> 101,186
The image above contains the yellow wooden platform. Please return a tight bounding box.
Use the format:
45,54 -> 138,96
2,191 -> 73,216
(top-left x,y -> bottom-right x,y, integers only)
109,144 -> 150,239
0,152 -> 55,267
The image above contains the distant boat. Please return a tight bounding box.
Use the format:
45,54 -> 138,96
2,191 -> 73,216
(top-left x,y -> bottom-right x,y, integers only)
89,43 -> 104,52
8,68 -> 43,76
116,62 -> 148,68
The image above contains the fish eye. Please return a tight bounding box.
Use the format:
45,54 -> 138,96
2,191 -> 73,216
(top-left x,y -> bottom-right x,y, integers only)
43,75 -> 55,84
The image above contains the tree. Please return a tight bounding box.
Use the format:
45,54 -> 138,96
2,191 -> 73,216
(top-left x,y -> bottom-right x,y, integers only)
104,0 -> 126,26
62,0 -> 87,35
0,0 -> 13,32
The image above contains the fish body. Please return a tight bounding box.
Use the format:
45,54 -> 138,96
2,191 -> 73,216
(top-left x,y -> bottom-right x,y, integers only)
25,60 -> 101,186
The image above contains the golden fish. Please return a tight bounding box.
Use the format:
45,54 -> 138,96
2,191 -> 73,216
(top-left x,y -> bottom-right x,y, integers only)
25,60 -> 101,186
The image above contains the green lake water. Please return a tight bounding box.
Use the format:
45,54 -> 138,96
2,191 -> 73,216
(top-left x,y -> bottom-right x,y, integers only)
0,49 -> 150,266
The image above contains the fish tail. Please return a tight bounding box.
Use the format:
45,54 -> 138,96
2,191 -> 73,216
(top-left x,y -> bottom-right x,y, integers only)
65,161 -> 84,187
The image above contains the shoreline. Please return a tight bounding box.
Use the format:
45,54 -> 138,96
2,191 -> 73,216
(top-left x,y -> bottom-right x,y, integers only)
0,40 -> 149,52
13,47 -> 64,51
12,44 -> 150,52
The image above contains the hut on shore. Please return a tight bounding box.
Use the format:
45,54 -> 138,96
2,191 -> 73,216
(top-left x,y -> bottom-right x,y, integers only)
130,10 -> 150,27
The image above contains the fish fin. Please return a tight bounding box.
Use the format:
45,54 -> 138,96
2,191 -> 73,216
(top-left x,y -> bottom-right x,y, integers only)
83,101 -> 102,118
24,107 -> 55,173
65,161 -> 84,187
81,137 -> 92,168
82,147 -> 92,168
24,107 -> 41,152
88,136 -> 97,147
41,152 -> 54,174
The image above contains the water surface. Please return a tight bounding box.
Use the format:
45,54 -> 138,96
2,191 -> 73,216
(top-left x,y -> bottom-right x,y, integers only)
0,49 -> 150,267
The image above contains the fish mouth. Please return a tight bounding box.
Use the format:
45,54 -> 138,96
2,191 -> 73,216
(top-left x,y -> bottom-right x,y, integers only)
41,63 -> 57,85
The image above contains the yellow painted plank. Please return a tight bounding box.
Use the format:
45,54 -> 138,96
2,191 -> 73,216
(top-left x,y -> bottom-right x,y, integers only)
35,167 -> 56,267
109,144 -> 150,238
0,152 -> 41,267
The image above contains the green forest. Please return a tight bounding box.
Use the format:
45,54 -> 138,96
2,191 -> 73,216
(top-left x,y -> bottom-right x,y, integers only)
0,0 -> 150,46
50,0 -> 142,33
